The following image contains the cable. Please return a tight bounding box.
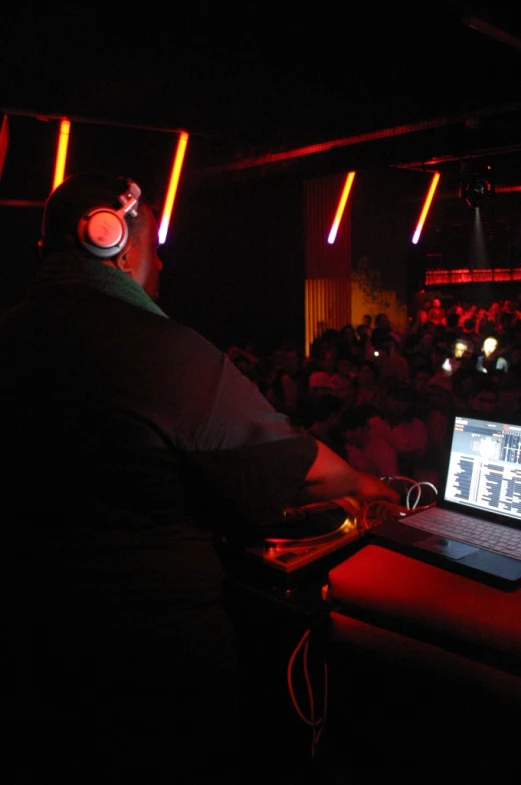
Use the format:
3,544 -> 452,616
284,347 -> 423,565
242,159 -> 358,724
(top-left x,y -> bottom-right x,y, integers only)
406,480 -> 438,510
287,627 -> 328,758
356,476 -> 438,531
286,476 -> 438,755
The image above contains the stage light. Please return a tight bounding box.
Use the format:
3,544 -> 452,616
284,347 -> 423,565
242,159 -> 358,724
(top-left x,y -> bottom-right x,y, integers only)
328,171 -> 356,244
412,172 -> 440,245
52,118 -> 71,191
0,114 -> 9,180
461,175 -> 494,209
158,131 -> 189,245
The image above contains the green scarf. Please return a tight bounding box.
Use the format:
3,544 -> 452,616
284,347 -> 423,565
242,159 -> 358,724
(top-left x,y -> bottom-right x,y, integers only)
32,253 -> 168,318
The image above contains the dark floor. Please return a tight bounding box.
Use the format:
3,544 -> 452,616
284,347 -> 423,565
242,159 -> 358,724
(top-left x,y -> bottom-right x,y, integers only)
5,562 -> 519,785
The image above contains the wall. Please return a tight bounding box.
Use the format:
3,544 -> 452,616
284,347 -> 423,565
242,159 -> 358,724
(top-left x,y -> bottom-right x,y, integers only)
350,271 -> 408,334
159,173 -> 307,356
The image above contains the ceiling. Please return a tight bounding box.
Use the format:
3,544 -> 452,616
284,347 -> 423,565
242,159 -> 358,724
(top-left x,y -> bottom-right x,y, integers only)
2,3 -> 521,187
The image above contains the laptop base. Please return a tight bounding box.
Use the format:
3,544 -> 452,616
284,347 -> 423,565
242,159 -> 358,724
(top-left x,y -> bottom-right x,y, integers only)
365,518 -> 521,592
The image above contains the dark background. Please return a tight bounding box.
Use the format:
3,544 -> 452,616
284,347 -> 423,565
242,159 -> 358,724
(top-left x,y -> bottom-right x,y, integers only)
2,2 -> 521,352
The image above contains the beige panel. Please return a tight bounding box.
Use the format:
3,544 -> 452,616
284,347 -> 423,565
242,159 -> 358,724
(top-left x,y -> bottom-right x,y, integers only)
304,279 -> 351,357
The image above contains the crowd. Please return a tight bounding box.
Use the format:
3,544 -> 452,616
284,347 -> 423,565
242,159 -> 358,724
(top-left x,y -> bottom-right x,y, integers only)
227,294 -> 521,490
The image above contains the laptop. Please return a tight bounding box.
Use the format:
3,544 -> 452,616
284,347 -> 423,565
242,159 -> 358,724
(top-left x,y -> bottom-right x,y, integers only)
366,409 -> 521,591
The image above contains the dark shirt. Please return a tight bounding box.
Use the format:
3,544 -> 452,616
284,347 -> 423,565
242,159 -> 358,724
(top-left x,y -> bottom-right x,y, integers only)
0,261 -> 318,780
0,268 -> 317,621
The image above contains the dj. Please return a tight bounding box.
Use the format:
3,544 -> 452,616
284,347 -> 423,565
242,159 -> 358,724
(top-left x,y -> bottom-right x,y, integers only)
0,172 -> 398,783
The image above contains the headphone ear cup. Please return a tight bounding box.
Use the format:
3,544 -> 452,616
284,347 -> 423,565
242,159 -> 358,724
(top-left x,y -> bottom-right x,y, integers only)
77,208 -> 129,259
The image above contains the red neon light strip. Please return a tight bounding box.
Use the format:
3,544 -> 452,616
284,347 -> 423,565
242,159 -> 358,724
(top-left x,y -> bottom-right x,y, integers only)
0,114 -> 9,180
327,172 -> 356,244
412,172 -> 440,244
52,118 -> 71,191
425,268 -> 521,285
158,131 -> 189,245
497,185 -> 521,193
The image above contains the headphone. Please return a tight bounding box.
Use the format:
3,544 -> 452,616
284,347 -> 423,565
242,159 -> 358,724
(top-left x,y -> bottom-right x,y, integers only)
76,179 -> 142,259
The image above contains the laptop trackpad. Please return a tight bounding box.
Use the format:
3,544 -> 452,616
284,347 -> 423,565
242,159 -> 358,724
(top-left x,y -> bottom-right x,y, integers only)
416,536 -> 478,561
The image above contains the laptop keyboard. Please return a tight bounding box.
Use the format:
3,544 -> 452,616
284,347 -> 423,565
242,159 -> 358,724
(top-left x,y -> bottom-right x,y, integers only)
402,507 -> 521,560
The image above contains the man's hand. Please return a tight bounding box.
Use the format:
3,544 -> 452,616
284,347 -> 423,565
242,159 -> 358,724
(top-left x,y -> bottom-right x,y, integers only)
356,472 -> 400,503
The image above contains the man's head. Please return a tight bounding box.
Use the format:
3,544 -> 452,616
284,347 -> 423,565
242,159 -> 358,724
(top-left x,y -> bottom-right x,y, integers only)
481,335 -> 498,358
39,172 -> 163,298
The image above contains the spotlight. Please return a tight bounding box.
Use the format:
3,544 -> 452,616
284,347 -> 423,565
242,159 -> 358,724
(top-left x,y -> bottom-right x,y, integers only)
461,175 -> 494,209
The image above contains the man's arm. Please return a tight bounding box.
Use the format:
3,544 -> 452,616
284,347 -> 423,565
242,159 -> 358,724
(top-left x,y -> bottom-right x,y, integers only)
300,438 -> 399,505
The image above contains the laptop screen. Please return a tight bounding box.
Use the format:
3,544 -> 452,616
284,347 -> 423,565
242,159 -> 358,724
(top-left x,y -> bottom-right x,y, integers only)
443,414 -> 521,524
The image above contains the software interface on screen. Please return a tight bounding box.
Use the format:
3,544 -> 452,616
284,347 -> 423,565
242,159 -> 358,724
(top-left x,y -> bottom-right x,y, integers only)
445,416 -> 521,521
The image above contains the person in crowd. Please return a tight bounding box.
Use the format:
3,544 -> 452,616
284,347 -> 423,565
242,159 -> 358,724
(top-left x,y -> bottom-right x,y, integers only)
429,341 -> 453,381
497,374 -> 521,420
446,302 -> 464,325
411,363 -> 434,395
476,333 -> 508,374
442,336 -> 476,375
254,352 -> 278,403
302,328 -> 341,391
376,334 -> 410,385
461,315 -> 481,347
305,342 -> 352,405
477,314 -> 497,339
507,341 -> 521,378
342,403 -> 399,478
338,322 -> 364,366
0,172 -> 398,784
307,328 -> 340,368
355,313 -> 373,353
267,343 -> 305,421
353,359 -> 388,410
410,363 -> 435,422
306,369 -> 336,398
333,350 -> 359,404
444,309 -> 463,346
451,364 -> 481,411
404,329 -> 436,373
417,376 -> 455,486
497,307 -> 516,338
305,392 -> 347,458
360,313 -> 373,336
369,311 -> 402,354
385,382 -> 429,479
410,296 -> 432,331
461,301 -> 478,324
468,375 -> 500,412
427,297 -> 446,327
